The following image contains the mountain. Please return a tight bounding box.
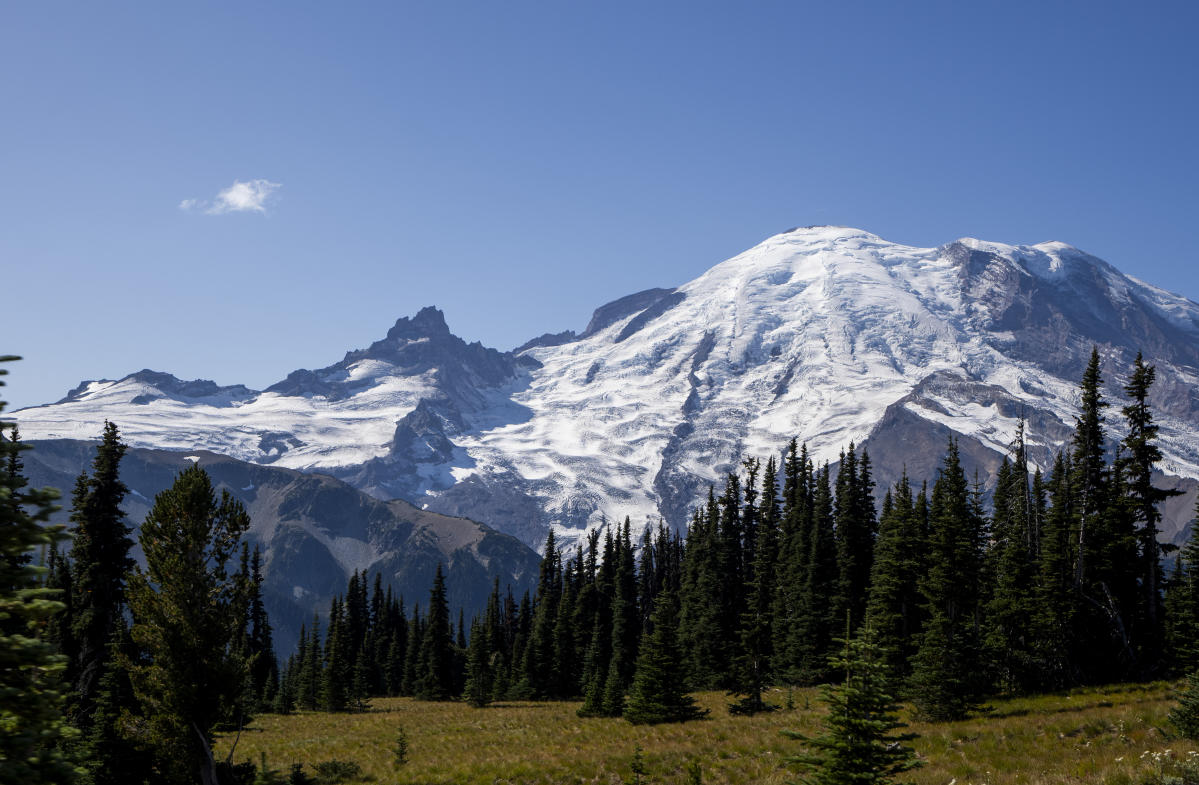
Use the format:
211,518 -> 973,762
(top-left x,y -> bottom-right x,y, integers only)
21,439 -> 541,653
15,226 -> 1199,550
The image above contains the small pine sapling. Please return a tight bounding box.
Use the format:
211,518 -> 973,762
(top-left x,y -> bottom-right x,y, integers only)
393,725 -> 410,768
784,620 -> 919,785
626,745 -> 649,785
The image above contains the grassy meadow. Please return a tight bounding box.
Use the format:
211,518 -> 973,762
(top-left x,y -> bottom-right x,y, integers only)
217,682 -> 1199,785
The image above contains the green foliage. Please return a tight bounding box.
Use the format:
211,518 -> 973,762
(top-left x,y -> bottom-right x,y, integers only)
0,356 -> 82,785
416,565 -> 454,701
626,745 -> 648,785
910,439 -> 985,721
125,462 -> 251,784
624,591 -> 708,725
392,725 -> 409,768
784,623 -> 918,785
67,421 -> 135,730
1169,669 -> 1199,739
311,760 -> 361,784
252,752 -> 287,785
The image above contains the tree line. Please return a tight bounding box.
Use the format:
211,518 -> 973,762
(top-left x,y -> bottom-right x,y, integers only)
311,347 -> 1199,724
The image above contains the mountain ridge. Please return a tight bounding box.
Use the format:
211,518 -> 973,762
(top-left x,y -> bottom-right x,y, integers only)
15,226 -> 1199,550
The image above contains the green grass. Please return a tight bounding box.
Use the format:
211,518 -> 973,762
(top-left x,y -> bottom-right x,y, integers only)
217,682 -> 1199,784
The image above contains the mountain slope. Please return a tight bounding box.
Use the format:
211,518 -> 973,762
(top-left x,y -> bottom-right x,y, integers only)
15,226 -> 1199,548
22,440 -> 541,653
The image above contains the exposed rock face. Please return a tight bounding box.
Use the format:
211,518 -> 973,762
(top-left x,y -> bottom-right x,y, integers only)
14,227 -> 1199,551
22,440 -> 540,654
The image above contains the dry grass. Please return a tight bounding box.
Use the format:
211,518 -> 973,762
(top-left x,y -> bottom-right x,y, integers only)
216,682 -> 1199,785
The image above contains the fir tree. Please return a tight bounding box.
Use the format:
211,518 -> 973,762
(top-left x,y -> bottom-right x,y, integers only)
910,439 -> 984,721
984,429 -> 1041,694
321,597 -> 350,712
624,591 -> 707,725
68,421 -> 136,729
730,457 -> 778,714
865,473 -> 923,684
678,496 -> 727,689
784,620 -> 919,785
0,357 -> 81,785
416,565 -> 454,701
124,463 -> 251,785
1034,452 -> 1076,689
1168,667 -> 1199,739
463,616 -> 493,708
1120,353 -> 1181,671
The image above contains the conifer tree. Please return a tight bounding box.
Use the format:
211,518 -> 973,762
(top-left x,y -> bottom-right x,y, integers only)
796,463 -> 837,684
729,457 -> 779,714
910,439 -> 984,721
773,443 -> 813,681
247,545 -> 277,709
125,463 -> 251,785
68,421 -> 136,729
834,444 -> 875,634
600,520 -> 639,716
984,428 -> 1041,694
401,604 -> 423,697
0,358 -> 81,785
784,621 -> 918,785
1169,667 -> 1199,739
416,565 -> 454,700
678,497 -> 727,689
1165,499 -> 1199,673
1121,353 -> 1181,670
865,473 -> 923,683
624,591 -> 707,725
463,616 -> 493,708
1035,452 -> 1076,688
321,597 -> 350,711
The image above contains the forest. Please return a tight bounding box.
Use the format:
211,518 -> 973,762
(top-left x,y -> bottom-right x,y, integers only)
4,347 -> 1199,785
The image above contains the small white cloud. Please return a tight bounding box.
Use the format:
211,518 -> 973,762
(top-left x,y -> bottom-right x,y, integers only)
179,179 -> 281,215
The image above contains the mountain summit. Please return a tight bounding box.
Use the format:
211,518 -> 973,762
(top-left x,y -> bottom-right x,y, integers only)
16,227 -> 1199,548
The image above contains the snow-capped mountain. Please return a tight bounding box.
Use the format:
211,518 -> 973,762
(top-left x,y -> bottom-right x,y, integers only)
17,226 -> 1199,549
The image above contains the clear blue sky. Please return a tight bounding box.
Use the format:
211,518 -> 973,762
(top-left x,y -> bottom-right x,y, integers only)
3,2 -> 1197,411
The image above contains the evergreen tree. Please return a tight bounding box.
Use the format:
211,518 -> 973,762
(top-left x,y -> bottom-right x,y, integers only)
1165,498 -> 1199,673
247,545 -> 277,709
0,357 -> 81,785
773,443 -> 813,682
125,463 -> 251,785
68,421 -> 136,729
624,591 -> 708,725
463,616 -> 493,708
864,473 -> 922,684
1120,353 -> 1181,671
784,621 -> 919,785
678,496 -> 727,689
82,624 -> 151,785
834,444 -> 875,634
1034,452 -> 1076,689
321,597 -> 350,712
984,427 -> 1041,694
1168,667 -> 1199,739
910,439 -> 984,721
600,520 -> 639,716
401,604 -> 422,697
796,463 -> 837,684
729,456 -> 778,714
416,565 -> 454,700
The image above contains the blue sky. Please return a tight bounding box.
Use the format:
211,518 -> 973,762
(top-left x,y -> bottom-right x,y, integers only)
3,2 -> 1197,411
